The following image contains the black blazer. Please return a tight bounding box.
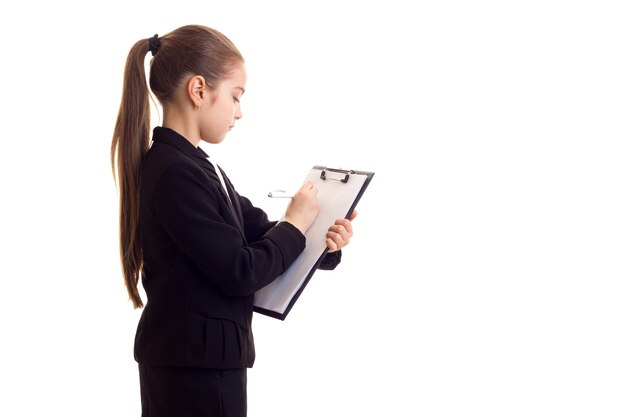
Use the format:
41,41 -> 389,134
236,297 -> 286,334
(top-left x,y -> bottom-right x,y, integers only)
135,127 -> 339,369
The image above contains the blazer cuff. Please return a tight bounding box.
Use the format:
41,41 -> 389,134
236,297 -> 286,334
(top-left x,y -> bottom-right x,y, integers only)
265,221 -> 306,268
318,250 -> 342,270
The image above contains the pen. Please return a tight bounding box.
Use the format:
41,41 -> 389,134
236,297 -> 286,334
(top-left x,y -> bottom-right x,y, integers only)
267,190 -> 293,198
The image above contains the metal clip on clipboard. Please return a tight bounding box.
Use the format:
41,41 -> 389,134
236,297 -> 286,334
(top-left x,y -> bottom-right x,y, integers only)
320,167 -> 355,183
269,168 -> 355,198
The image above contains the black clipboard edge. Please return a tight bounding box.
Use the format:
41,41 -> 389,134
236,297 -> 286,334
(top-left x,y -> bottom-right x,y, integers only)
253,166 -> 375,320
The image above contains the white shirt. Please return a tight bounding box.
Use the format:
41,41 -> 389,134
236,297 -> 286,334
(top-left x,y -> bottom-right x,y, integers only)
206,157 -> 232,205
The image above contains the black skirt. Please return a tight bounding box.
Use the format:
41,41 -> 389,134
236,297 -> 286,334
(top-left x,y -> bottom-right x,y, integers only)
139,364 -> 247,417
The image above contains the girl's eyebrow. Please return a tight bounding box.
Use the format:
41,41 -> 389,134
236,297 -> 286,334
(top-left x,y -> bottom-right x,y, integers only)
235,86 -> 245,95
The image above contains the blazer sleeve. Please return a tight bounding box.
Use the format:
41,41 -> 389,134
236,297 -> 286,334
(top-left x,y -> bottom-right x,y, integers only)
235,189 -> 343,270
318,250 -> 341,270
236,193 -> 279,243
153,161 -> 305,297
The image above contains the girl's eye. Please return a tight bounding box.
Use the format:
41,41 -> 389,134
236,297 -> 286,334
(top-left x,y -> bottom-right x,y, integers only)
233,97 -> 240,103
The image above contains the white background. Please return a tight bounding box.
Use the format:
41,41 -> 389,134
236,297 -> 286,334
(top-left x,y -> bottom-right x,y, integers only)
1,1 -> 625,416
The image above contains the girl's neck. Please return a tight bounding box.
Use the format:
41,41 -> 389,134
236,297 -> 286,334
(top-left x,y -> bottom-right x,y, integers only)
162,109 -> 201,147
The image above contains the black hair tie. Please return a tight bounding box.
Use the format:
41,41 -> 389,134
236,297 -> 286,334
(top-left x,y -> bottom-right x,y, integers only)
148,34 -> 160,56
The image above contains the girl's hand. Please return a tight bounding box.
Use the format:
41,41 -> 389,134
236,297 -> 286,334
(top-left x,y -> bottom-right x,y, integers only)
326,210 -> 357,253
284,181 -> 320,234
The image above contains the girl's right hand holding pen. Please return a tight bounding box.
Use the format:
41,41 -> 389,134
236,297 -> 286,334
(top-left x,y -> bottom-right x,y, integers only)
283,181 -> 320,234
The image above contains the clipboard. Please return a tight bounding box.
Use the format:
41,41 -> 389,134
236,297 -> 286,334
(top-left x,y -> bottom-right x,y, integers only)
253,166 -> 375,320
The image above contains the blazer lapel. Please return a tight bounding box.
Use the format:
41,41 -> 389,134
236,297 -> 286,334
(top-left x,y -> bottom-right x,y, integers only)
193,149 -> 246,241
218,166 -> 244,228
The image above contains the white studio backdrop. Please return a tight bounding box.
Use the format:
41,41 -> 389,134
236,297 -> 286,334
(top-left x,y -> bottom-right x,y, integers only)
0,1 -> 625,416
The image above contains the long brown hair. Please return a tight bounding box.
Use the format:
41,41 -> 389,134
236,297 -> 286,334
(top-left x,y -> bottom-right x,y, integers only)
111,25 -> 243,308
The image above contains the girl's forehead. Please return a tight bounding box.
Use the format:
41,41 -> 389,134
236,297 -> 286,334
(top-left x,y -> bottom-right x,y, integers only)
221,64 -> 247,88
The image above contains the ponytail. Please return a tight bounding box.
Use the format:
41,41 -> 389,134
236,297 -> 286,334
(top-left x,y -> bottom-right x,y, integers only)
111,25 -> 244,308
111,38 -> 152,308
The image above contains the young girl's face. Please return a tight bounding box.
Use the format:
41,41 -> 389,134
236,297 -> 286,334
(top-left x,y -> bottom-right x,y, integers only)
200,63 -> 247,144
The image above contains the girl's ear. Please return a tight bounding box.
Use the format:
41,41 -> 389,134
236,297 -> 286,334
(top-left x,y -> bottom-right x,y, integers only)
187,75 -> 207,110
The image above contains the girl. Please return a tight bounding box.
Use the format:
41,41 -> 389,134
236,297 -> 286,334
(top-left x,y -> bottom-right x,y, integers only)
111,25 -> 356,417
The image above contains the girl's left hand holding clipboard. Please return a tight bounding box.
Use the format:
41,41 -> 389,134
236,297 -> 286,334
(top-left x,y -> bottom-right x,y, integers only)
326,210 -> 357,253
